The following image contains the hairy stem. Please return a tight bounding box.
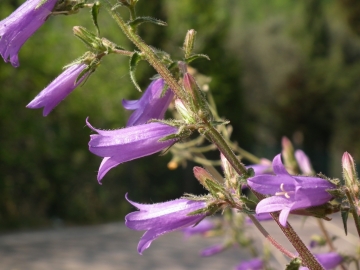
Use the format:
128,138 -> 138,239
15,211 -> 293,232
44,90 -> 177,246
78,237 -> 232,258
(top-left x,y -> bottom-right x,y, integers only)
107,6 -> 188,102
345,188 -> 360,238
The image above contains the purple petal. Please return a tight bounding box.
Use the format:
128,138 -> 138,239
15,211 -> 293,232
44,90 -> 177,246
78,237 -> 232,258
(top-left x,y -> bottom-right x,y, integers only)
272,154 -> 290,175
97,157 -> 120,183
125,194 -> 206,254
247,174 -> 295,195
256,196 -> 295,214
0,0 -> 57,67
88,122 -> 177,157
295,150 -> 313,175
87,120 -> 178,182
279,205 -> 294,227
123,79 -> 174,126
27,64 -> 88,116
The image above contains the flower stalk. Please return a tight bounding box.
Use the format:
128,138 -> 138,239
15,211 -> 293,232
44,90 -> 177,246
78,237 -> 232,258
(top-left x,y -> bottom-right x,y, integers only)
106,3 -> 325,269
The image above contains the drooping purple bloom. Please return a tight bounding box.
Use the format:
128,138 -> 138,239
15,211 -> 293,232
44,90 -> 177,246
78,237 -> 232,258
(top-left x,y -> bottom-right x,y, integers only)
295,150 -> 314,175
0,0 -> 57,67
122,78 -> 174,126
200,244 -> 226,257
300,252 -> 343,270
125,194 -> 207,254
235,258 -> 263,270
27,64 -> 89,116
248,154 -> 335,227
87,119 -> 178,183
183,219 -> 215,237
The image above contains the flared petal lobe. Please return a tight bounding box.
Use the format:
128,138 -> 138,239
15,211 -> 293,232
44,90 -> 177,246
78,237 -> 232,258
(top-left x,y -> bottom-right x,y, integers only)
125,194 -> 207,254
27,64 -> 88,116
122,78 -> 174,126
87,120 -> 178,183
248,154 -> 335,226
0,0 -> 57,67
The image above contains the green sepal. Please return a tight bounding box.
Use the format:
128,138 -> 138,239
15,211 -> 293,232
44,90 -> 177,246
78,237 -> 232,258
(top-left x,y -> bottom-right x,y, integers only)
127,16 -> 167,28
149,46 -> 173,66
91,2 -> 101,35
239,196 -> 257,212
129,51 -> 144,92
111,3 -> 126,11
158,133 -> 181,142
341,208 -> 349,235
285,258 -> 302,270
185,53 -> 210,64
205,179 -> 233,202
71,2 -> 86,12
209,120 -> 230,127
326,188 -> 344,198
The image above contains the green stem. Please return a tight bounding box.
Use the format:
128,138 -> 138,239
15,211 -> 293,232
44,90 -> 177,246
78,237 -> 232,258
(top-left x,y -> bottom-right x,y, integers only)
250,189 -> 324,270
106,6 -> 188,102
345,188 -> 360,238
205,124 -> 247,175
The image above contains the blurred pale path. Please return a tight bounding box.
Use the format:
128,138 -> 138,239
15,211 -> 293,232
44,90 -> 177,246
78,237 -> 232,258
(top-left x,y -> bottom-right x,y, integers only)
0,216 -> 357,270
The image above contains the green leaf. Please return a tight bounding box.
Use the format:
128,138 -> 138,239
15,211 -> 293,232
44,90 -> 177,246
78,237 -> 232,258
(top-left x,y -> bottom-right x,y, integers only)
91,2 -> 101,35
185,54 -> 210,64
341,209 -> 349,235
239,196 -> 257,211
127,17 -> 167,28
129,52 -> 143,92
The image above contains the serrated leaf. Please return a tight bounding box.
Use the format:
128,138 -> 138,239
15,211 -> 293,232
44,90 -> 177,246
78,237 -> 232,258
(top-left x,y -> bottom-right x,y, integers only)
127,16 -> 167,28
185,54 -> 210,64
129,52 -> 143,92
341,209 -> 349,235
91,2 -> 101,35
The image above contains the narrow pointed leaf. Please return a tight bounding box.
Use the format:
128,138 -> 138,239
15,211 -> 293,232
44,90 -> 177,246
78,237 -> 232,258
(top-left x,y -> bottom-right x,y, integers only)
341,209 -> 349,235
128,16 -> 167,28
91,2 -> 101,35
129,52 -> 143,92
186,54 -> 210,64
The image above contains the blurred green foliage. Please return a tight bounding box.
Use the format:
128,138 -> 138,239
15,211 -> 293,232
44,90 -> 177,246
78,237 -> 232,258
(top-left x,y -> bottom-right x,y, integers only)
1,0 -> 360,230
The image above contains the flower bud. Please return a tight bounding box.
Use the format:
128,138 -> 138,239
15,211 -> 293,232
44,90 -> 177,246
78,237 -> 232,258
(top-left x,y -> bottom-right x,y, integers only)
175,99 -> 195,123
193,166 -> 216,189
342,152 -> 359,195
183,29 -> 197,59
183,73 -> 212,120
281,136 -> 300,174
73,26 -> 104,51
220,153 -> 236,180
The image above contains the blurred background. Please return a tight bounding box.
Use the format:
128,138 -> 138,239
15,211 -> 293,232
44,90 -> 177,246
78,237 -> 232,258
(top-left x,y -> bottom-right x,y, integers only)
1,0 -> 360,231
